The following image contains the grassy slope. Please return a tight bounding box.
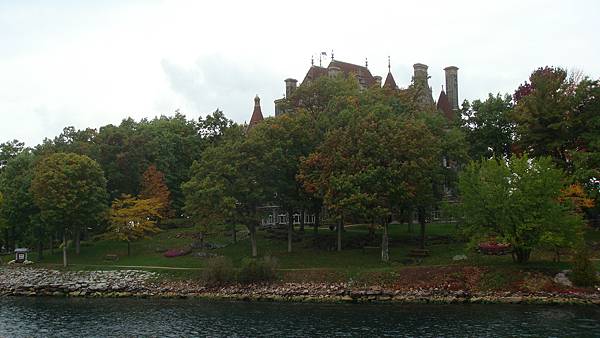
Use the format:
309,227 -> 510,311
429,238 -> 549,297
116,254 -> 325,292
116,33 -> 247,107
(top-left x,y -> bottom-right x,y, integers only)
25,222 -> 595,275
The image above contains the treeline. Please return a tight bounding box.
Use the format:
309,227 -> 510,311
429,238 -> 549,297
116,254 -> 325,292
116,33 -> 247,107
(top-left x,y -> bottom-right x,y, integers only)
1,66 -> 599,265
0,111 -> 232,262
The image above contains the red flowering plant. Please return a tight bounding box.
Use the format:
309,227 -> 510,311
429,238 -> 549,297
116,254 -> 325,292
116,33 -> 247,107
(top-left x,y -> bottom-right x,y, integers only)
163,248 -> 191,258
478,240 -> 511,255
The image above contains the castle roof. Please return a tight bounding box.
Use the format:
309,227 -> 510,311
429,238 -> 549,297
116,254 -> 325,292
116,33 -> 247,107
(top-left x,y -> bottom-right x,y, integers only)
436,89 -> 453,121
302,65 -> 328,84
383,71 -> 398,90
249,95 -> 264,128
301,60 -> 376,88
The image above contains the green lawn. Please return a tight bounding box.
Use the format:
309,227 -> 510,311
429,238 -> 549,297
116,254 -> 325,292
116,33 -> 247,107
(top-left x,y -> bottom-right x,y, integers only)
22,221 -> 590,275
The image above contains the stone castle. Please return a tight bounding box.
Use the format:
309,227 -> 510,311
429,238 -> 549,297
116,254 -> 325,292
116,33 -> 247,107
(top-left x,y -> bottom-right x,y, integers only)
248,57 -> 460,127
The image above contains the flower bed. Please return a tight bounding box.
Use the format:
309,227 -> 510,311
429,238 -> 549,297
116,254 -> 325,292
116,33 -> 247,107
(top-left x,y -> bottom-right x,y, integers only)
478,242 -> 511,255
163,248 -> 191,258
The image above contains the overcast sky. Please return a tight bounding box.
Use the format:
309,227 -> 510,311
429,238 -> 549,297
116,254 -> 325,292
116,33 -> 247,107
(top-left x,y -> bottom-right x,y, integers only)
1,0 -> 599,147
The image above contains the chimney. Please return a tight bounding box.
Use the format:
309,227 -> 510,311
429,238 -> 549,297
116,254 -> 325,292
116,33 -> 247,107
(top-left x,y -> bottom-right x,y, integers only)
444,66 -> 459,111
285,78 -> 298,99
412,63 -> 430,87
328,65 -> 341,78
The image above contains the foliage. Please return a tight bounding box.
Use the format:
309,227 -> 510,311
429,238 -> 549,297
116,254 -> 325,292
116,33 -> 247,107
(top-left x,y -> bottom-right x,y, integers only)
183,125 -> 267,257
299,112 -> 442,260
460,93 -> 515,159
238,256 -> 279,284
104,194 -> 162,255
0,151 -> 39,249
0,139 -> 26,172
140,164 -> 172,218
455,155 -> 584,263
203,256 -> 235,285
163,247 -> 191,258
478,270 -> 520,291
570,246 -> 597,287
30,153 -> 108,243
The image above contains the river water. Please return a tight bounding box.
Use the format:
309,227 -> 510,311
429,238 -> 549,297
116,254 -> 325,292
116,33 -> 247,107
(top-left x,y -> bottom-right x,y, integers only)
1,297 -> 599,337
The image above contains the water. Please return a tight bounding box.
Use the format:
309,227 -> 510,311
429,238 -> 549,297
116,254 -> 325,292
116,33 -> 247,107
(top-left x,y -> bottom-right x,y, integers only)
1,297 -> 599,337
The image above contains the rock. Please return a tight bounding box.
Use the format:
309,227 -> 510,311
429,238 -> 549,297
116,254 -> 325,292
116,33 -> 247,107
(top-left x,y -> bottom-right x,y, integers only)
554,272 -> 573,287
452,254 -> 467,261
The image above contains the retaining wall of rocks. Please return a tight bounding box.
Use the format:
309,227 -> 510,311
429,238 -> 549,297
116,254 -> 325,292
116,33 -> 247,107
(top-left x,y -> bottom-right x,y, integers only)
1,267 -> 599,305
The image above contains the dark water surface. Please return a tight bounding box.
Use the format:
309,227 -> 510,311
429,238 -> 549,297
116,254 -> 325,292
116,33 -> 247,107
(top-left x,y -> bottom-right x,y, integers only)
1,297 -> 600,337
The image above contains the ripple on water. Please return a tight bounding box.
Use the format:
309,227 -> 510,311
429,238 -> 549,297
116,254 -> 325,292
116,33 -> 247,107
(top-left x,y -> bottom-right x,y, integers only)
1,298 -> 600,337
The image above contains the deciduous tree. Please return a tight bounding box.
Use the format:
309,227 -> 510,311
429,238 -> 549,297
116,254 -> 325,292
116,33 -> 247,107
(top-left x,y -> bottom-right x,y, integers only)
455,155 -> 584,263
30,153 -> 107,266
105,194 -> 161,256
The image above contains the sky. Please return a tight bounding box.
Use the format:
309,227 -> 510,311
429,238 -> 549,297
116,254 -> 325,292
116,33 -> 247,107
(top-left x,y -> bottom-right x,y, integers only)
1,0 -> 599,147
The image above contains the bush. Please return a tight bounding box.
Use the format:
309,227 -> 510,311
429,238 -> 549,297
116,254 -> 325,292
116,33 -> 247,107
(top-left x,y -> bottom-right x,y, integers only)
238,256 -> 278,284
478,241 -> 511,255
571,247 -> 597,287
163,248 -> 191,258
204,256 -> 235,285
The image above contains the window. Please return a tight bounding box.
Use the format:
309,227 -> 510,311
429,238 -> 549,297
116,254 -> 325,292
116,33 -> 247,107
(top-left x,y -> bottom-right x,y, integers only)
293,214 -> 300,224
278,214 -> 286,224
268,214 -> 273,224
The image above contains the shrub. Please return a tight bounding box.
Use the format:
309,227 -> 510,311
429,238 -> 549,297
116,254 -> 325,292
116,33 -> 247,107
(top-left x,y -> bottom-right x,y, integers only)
163,248 -> 191,258
478,270 -> 519,290
478,241 -> 511,255
204,256 -> 235,285
571,247 -> 597,287
238,256 -> 278,284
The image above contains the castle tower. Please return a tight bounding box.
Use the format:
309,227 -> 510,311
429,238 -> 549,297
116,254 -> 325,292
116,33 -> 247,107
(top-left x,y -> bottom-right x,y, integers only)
444,66 -> 459,111
285,78 -> 298,99
412,63 -> 434,105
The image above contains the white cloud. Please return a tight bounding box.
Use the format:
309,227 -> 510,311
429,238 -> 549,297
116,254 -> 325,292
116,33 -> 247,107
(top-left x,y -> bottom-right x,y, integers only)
0,0 -> 599,146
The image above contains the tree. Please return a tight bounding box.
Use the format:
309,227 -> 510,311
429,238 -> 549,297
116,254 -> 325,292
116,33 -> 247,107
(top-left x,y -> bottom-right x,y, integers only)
511,67 -> 582,169
30,153 -> 107,266
104,194 -> 161,256
455,155 -> 584,263
245,112 -> 321,253
0,151 -> 41,254
299,113 -> 441,261
461,94 -> 515,159
140,164 -> 171,218
0,139 -> 25,172
183,125 -> 267,257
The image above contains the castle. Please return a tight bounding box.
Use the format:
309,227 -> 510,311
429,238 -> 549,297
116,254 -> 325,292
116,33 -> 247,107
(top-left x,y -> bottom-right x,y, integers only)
249,57 -> 460,227
249,57 -> 460,128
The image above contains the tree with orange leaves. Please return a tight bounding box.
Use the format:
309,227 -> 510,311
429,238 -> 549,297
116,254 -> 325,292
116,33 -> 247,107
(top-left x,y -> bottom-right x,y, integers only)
140,164 -> 171,218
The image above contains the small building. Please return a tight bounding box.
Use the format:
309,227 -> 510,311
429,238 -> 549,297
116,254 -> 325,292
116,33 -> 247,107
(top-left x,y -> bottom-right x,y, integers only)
14,248 -> 28,263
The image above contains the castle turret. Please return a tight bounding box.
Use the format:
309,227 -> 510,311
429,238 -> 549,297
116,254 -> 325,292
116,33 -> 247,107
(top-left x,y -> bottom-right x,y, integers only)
248,95 -> 264,129
444,66 -> 459,111
285,78 -> 298,99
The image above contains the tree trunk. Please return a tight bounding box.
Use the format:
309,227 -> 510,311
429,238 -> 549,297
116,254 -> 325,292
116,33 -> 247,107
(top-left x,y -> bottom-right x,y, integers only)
75,227 -> 81,255
313,211 -> 320,235
62,232 -> 68,267
50,235 -> 54,255
512,246 -> 531,263
37,240 -> 43,261
300,210 -> 305,232
337,215 -> 343,252
231,226 -> 237,243
287,210 -> 293,253
381,220 -> 389,262
249,224 -> 257,257
418,208 -> 426,250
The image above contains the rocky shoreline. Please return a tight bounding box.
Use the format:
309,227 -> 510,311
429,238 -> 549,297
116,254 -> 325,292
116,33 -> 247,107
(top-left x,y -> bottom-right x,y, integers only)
1,267 -> 600,305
